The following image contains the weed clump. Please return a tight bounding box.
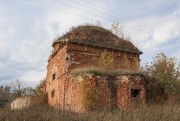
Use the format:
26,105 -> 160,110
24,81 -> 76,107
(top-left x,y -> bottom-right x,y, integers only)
0,103 -> 180,121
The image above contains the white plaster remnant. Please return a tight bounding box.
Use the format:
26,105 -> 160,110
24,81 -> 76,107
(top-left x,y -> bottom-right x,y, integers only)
71,61 -> 80,64
82,52 -> 99,56
77,76 -> 84,83
10,95 -> 47,110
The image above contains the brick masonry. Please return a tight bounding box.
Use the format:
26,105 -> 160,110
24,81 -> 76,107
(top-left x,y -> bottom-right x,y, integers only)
46,41 -> 147,112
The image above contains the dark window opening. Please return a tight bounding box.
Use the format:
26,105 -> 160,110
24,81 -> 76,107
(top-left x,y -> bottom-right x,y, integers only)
51,90 -> 55,97
131,89 -> 141,97
52,73 -> 56,80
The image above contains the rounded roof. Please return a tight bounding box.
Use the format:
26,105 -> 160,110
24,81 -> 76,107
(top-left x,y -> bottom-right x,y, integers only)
53,25 -> 142,54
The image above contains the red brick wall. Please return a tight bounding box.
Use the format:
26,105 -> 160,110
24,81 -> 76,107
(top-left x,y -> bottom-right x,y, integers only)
60,74 -> 113,112
46,43 -> 143,111
46,44 -> 68,107
67,43 -> 140,71
62,74 -> 147,112
117,76 -> 147,108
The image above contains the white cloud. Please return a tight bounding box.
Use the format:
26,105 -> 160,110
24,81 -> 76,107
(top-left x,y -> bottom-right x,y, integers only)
0,0 -> 180,87
0,0 -> 109,87
125,9 -> 180,51
172,50 -> 180,60
8,27 -> 17,35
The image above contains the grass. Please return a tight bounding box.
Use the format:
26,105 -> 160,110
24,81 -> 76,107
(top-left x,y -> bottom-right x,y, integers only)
70,67 -> 143,77
54,24 -> 141,53
0,103 -> 179,121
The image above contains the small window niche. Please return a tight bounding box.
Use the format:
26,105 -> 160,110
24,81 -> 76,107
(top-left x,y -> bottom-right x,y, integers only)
52,73 -> 56,80
51,90 -> 55,97
131,89 -> 141,97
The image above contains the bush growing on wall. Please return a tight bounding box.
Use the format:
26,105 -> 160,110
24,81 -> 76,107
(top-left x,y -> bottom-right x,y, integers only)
80,76 -> 99,111
98,49 -> 114,70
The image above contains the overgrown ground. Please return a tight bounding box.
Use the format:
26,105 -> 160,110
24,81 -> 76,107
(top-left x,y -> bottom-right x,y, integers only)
0,102 -> 179,121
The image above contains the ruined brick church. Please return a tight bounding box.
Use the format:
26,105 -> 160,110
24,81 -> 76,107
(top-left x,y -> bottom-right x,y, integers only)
46,25 -> 147,112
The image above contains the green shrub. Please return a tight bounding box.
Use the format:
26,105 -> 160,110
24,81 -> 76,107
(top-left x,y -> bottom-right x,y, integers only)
80,79 -> 99,111
98,50 -> 114,70
144,53 -> 180,99
71,67 -> 142,77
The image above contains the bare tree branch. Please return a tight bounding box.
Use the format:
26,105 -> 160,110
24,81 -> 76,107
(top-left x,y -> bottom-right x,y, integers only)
10,78 -> 25,97
110,22 -> 126,39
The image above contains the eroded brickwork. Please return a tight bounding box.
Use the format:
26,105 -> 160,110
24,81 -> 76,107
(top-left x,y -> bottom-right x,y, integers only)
46,42 -> 142,109
117,76 -> 147,108
67,43 -> 140,71
46,73 -> 147,112
45,24 -> 145,112
46,44 -> 68,107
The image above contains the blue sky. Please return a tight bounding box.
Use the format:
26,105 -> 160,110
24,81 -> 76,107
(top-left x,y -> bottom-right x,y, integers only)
0,0 -> 180,87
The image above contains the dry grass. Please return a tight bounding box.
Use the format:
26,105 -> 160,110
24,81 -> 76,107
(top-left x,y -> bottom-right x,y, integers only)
70,67 -> 143,77
54,25 -> 141,53
0,103 -> 179,121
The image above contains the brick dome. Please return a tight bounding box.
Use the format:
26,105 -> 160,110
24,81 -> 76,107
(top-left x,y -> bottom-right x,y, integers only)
53,25 -> 142,54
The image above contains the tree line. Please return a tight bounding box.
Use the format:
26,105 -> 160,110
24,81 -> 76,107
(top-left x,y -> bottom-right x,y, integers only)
0,79 -> 46,107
